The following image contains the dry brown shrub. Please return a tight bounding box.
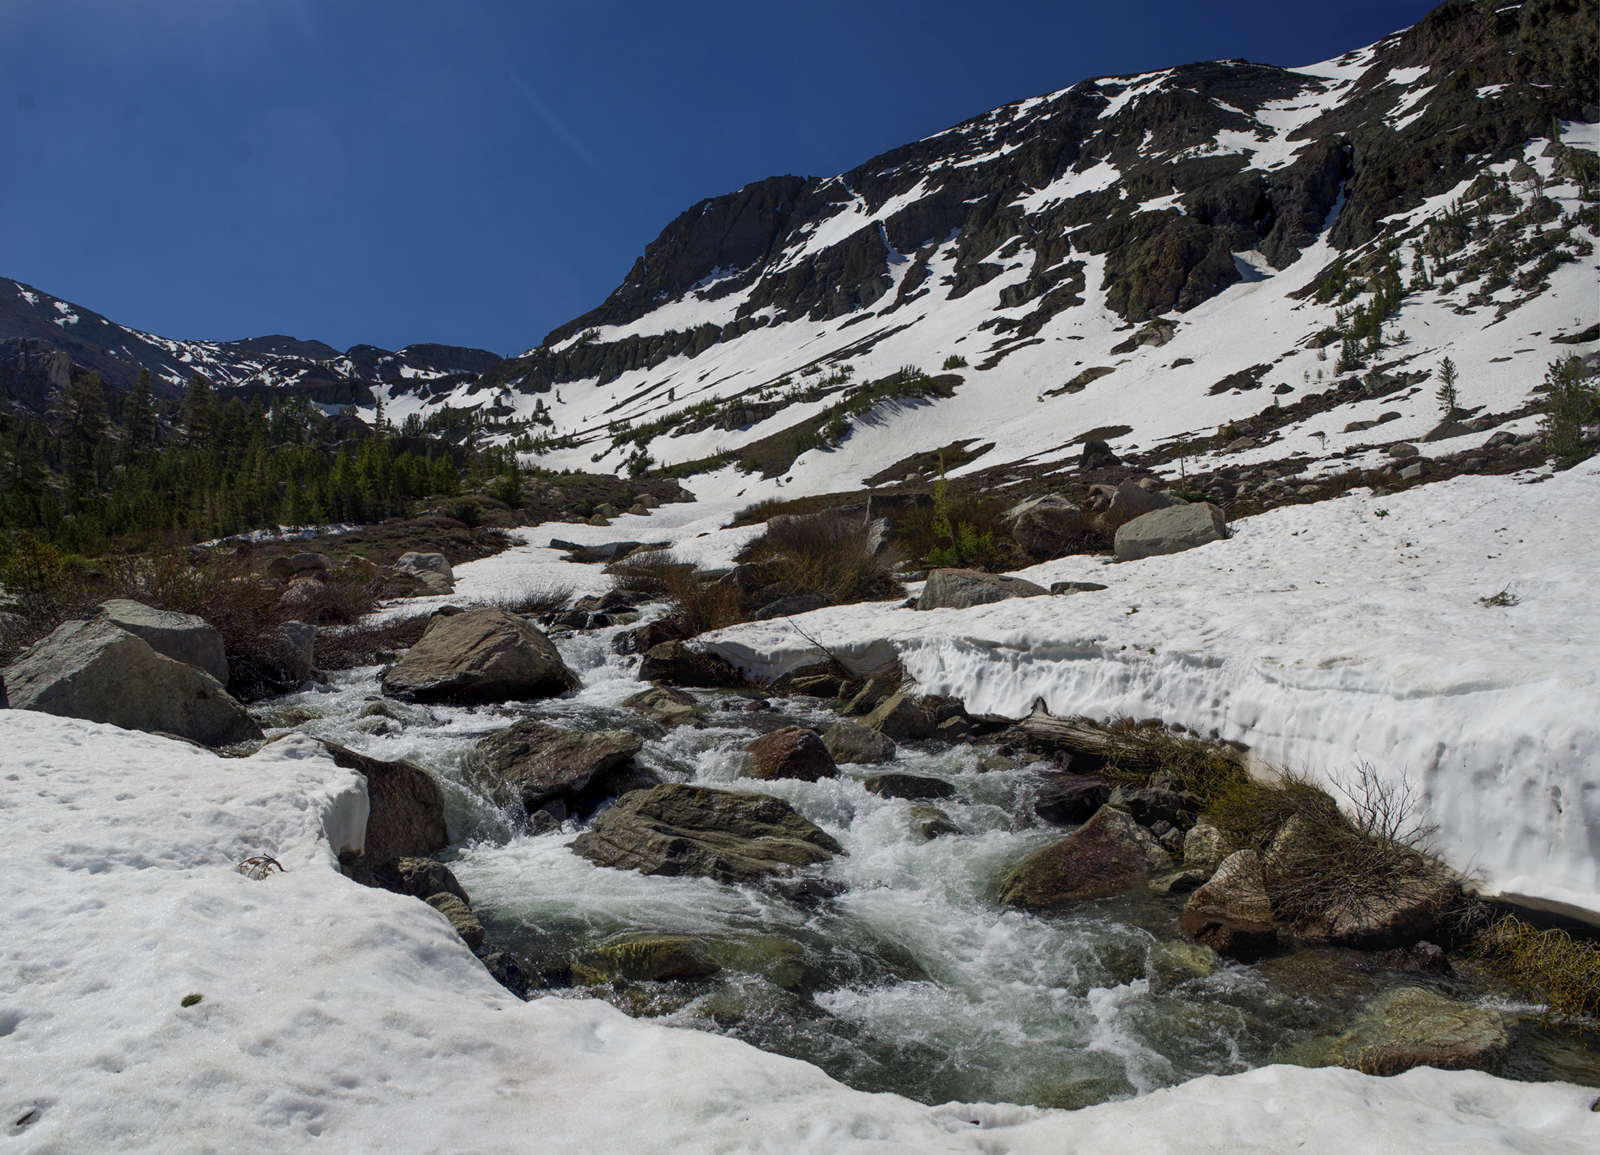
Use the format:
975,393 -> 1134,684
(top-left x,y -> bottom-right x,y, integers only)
1472,915 -> 1600,1031
605,549 -> 695,595
736,512 -> 904,605
473,583 -> 574,616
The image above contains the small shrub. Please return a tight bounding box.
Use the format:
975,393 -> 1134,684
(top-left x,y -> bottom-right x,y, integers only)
1472,915 -> 1600,1030
942,354 -> 968,370
604,549 -> 693,596
473,583 -> 574,617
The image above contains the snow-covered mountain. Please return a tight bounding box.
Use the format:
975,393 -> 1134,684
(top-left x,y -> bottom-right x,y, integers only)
423,0 -> 1594,501
0,276 -> 503,413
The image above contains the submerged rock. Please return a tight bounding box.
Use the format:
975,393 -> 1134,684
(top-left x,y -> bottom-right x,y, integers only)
472,719 -> 650,816
380,608 -> 579,703
1312,987 -> 1508,1077
571,936 -> 721,985
570,783 -> 842,883
742,727 -> 838,783
3,619 -> 262,747
998,806 -> 1171,909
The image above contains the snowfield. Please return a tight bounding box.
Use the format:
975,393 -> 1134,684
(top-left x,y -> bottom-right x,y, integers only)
3,713 -> 1597,1154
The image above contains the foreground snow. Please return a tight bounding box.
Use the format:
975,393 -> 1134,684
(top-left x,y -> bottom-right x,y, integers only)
2,713 -> 1595,1153
700,462 -> 1600,924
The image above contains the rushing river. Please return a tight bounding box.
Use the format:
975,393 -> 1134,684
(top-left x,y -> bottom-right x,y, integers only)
260,614 -> 1600,1109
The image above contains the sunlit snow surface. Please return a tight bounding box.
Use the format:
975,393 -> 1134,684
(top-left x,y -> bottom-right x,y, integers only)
3,713 -> 1598,1152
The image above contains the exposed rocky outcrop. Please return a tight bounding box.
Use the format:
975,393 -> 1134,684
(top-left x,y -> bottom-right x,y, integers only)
380,608 -> 579,703
822,719 -> 897,764
324,743 -> 449,864
998,806 -> 1171,909
570,783 -> 842,883
3,619 -> 262,747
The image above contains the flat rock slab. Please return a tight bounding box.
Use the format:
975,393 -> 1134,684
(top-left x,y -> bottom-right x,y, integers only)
998,805 -> 1171,909
380,607 -> 579,704
917,569 -> 1049,611
570,783 -> 843,883
743,726 -> 838,782
3,619 -> 262,747
1114,503 -> 1228,562
472,719 -> 647,814
92,598 -> 229,686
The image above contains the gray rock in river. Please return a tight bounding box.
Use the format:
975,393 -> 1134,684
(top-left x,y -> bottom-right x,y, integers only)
571,936 -> 721,985
636,640 -> 747,688
3,618 -> 263,747
622,685 -> 704,727
570,783 -> 843,883
380,607 -> 579,703
425,892 -> 484,950
471,719 -> 651,816
1302,987 -> 1508,1077
1177,849 -> 1279,961
822,720 -> 897,764
862,772 -> 954,801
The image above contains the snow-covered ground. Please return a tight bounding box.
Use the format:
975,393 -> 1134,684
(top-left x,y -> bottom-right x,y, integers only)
3,713 -> 1597,1154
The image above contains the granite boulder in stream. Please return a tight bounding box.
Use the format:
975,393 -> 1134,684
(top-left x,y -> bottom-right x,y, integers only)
571,783 -> 843,883
380,608 -> 579,703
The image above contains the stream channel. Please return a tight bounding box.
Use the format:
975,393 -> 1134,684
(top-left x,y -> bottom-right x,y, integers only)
261,611 -> 1599,1110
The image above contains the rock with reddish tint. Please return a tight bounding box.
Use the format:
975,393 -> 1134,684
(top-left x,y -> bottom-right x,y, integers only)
998,806 -> 1171,909
743,726 -> 838,783
1178,850 -> 1279,961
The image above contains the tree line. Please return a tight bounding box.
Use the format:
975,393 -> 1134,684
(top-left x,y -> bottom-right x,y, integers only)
0,370 -> 522,557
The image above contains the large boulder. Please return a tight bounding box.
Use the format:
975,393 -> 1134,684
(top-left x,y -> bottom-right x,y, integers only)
637,640 -> 746,688
1004,494 -> 1086,560
270,620 -> 316,687
570,783 -> 842,883
917,569 -> 1049,611
471,719 -> 650,817
742,727 -> 838,783
998,806 -> 1171,909
862,772 -> 954,801
92,599 -> 229,686
323,743 -> 449,864
1084,480 -> 1177,536
379,608 -> 579,703
3,619 -> 262,747
1182,821 -> 1232,875
395,552 -> 454,593
1312,987 -> 1508,1077
1114,503 -> 1228,561
1177,850 -> 1279,961
822,719 -> 897,764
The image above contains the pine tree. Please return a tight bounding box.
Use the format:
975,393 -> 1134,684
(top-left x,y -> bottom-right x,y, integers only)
121,369 -> 157,464
56,371 -> 108,503
1435,357 -> 1459,416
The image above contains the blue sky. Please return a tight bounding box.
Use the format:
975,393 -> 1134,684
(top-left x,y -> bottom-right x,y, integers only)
0,1 -> 1436,356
